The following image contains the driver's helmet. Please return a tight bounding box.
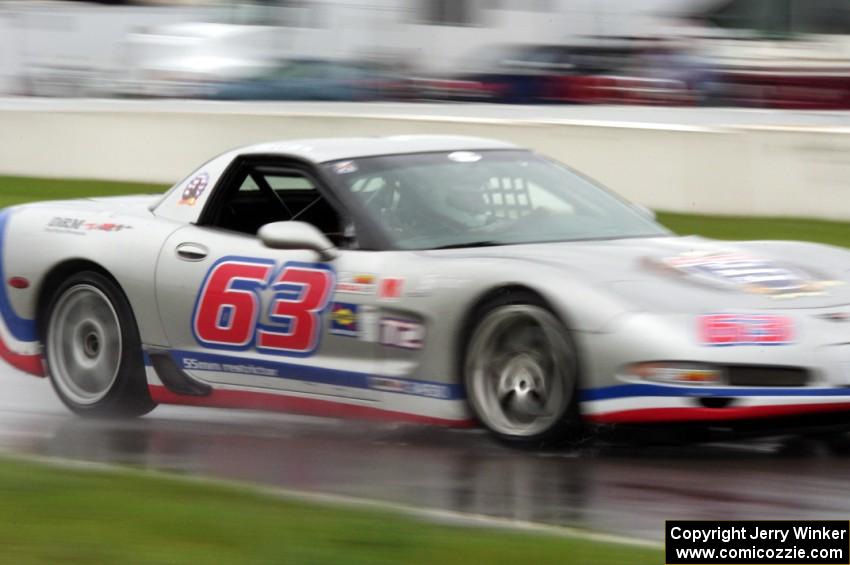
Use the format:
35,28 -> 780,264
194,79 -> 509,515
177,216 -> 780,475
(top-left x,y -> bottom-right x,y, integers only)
438,179 -> 491,227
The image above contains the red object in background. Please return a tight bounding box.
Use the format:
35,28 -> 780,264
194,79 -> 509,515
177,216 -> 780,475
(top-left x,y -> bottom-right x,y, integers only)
718,71 -> 850,110
548,74 -> 694,106
415,78 -> 507,101
379,278 -> 404,300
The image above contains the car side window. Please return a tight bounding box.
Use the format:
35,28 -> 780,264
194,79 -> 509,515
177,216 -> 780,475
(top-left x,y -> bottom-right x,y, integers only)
203,163 -> 348,244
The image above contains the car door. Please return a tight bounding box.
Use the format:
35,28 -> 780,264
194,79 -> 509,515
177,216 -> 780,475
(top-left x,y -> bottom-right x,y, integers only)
154,157 -> 383,401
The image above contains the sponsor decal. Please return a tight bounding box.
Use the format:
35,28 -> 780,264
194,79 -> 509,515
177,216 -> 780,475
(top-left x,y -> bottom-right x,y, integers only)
84,222 -> 132,232
47,217 -> 85,230
379,277 -> 404,300
380,318 -> 425,350
359,306 -> 380,342
46,217 -> 132,235
661,251 -> 838,298
329,302 -> 359,337
179,172 -> 209,206
336,272 -> 377,295
328,303 -> 380,341
182,356 -> 279,377
162,349 -> 464,400
332,160 -> 358,174
192,256 -> 335,358
368,376 -> 450,399
698,314 -> 794,346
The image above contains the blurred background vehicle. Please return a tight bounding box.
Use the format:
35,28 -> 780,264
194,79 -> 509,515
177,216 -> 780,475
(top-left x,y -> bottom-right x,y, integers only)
109,21 -> 278,98
412,40 -> 696,105
0,0 -> 683,101
687,0 -> 850,109
3,0 -> 850,106
207,58 -> 407,101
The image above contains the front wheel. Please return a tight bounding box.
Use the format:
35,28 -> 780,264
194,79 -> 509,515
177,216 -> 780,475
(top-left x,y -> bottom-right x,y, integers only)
43,271 -> 156,418
464,294 -> 581,446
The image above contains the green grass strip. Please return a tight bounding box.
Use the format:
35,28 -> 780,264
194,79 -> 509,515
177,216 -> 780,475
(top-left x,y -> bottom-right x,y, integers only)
0,176 -> 167,209
0,457 -> 660,565
658,211 -> 850,249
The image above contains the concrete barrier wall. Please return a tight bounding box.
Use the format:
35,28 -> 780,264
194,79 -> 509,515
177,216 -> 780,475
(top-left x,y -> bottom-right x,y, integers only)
1,100 -> 849,219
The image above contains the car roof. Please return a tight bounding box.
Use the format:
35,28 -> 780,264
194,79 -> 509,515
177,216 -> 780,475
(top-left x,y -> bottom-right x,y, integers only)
234,135 -> 520,164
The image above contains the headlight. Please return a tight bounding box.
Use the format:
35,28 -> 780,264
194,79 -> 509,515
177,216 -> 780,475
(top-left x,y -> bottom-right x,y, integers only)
626,362 -> 723,386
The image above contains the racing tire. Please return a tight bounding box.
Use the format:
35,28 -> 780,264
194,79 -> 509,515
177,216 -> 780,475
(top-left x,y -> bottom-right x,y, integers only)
463,291 -> 582,447
43,271 -> 156,418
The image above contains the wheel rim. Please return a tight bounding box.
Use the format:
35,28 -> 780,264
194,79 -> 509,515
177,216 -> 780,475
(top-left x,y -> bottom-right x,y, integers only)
466,304 -> 574,437
47,284 -> 122,406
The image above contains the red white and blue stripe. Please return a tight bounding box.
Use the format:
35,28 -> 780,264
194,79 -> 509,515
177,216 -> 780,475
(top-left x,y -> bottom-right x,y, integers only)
581,383 -> 850,423
0,211 -> 42,376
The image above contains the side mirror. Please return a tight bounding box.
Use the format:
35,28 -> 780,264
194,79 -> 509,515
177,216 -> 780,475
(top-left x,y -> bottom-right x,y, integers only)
258,221 -> 338,261
634,203 -> 657,221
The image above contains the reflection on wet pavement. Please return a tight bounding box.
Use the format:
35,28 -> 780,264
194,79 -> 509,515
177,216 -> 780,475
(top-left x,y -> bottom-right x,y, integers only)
2,372 -> 849,541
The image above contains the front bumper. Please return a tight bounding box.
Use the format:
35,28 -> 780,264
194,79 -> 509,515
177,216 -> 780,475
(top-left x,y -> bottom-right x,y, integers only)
580,383 -> 850,424
578,309 -> 850,426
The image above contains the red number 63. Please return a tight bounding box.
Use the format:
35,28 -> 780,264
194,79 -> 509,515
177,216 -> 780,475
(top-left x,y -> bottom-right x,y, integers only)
192,257 -> 335,357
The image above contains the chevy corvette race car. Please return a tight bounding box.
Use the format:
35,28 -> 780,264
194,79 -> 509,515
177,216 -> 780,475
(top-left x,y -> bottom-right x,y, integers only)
4,135 -> 850,444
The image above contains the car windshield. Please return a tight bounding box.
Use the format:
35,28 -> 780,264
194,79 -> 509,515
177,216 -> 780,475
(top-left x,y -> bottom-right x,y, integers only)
323,150 -> 669,250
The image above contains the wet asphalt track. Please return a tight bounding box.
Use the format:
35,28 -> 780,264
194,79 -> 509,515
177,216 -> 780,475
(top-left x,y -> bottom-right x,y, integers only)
4,369 -> 850,542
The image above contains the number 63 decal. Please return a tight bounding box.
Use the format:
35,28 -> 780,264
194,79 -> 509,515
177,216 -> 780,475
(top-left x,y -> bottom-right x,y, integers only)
192,257 -> 335,357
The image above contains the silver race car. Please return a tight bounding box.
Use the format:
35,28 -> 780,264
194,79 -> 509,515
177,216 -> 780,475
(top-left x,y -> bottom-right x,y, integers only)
3,135 -> 850,445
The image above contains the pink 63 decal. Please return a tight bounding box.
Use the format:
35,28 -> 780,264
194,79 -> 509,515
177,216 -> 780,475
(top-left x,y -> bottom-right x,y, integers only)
192,257 -> 335,357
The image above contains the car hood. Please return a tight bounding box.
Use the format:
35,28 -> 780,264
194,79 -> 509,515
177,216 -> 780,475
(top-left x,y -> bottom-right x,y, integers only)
426,235 -> 850,312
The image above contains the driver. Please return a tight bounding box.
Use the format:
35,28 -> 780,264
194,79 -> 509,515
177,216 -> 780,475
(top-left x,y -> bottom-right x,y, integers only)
438,179 -> 492,228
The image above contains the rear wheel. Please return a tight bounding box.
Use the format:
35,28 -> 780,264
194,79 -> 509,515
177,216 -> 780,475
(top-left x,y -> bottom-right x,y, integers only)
464,292 -> 581,446
44,271 -> 156,418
